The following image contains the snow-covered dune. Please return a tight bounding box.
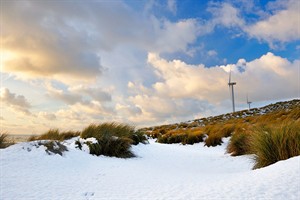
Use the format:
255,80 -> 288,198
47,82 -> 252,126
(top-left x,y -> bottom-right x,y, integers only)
1,138 -> 299,200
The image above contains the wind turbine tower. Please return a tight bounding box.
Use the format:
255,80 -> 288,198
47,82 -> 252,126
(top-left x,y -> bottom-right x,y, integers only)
247,94 -> 252,110
228,70 -> 236,113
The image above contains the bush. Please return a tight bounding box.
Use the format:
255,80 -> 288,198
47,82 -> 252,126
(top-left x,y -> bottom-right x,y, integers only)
28,129 -> 80,141
251,123 -> 300,169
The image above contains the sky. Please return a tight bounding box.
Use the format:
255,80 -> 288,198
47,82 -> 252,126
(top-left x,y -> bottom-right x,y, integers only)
1,0 -> 300,135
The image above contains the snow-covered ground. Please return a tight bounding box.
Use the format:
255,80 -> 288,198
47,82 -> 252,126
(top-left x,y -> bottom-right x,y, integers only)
1,138 -> 299,200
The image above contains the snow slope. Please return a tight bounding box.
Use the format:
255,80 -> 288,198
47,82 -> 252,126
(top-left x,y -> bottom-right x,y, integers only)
1,138 -> 299,200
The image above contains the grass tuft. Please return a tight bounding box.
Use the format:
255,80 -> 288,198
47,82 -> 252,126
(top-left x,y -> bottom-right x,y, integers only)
251,123 -> 300,169
0,132 -> 14,149
0,133 -> 9,148
87,137 -> 134,158
204,133 -> 223,147
80,122 -> 147,158
28,129 -> 80,141
227,131 -> 251,156
81,122 -> 147,145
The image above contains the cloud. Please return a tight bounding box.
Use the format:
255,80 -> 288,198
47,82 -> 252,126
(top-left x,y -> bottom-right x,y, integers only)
147,53 -> 228,102
0,88 -> 32,115
115,103 -> 142,117
207,50 -> 218,57
128,52 -> 299,118
245,0 -> 300,47
208,2 -> 245,28
205,0 -> 300,48
38,112 -> 56,121
45,82 -> 112,106
118,51 -> 299,126
69,85 -> 112,102
2,0 -> 199,85
45,83 -> 83,105
167,0 -> 177,15
126,94 -> 211,125
150,18 -> 199,53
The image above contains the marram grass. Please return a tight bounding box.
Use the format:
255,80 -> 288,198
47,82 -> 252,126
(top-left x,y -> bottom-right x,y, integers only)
251,123 -> 300,169
0,132 -> 9,148
80,122 -> 148,158
28,129 -> 80,141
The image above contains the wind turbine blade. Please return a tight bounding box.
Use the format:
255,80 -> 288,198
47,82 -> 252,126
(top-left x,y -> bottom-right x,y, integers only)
229,69 -> 231,83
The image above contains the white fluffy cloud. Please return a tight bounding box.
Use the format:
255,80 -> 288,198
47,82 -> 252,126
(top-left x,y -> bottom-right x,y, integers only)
0,88 -> 32,115
158,52 -> 299,102
147,53 -> 228,102
203,0 -> 300,48
167,0 -> 177,15
2,0 -> 198,85
124,52 -> 299,125
38,112 -> 56,121
245,0 -> 300,47
208,2 -> 245,28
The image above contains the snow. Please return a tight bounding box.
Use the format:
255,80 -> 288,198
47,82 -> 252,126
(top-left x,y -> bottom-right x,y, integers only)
1,138 -> 299,200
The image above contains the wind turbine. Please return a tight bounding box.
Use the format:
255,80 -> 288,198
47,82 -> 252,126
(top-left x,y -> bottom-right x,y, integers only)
246,94 -> 252,110
228,69 -> 236,113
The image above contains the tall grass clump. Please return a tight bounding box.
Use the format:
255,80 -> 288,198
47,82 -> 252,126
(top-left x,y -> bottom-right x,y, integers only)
227,131 -> 251,156
86,137 -> 134,158
81,122 -> 147,145
0,133 -> 9,148
204,124 -> 235,147
251,123 -> 300,169
80,122 -> 147,158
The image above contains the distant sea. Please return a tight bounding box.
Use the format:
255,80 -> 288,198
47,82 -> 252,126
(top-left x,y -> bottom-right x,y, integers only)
7,135 -> 31,143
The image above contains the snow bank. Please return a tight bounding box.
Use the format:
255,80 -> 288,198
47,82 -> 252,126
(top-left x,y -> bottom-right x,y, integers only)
1,138 -> 299,200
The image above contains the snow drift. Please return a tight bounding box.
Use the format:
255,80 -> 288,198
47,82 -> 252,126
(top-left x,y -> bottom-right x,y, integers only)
1,138 -> 299,200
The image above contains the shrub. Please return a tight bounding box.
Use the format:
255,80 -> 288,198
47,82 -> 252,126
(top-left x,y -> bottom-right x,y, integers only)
251,123 -> 300,169
28,129 -> 80,141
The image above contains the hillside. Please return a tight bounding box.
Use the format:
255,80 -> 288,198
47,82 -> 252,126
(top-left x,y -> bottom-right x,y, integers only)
140,99 -> 300,147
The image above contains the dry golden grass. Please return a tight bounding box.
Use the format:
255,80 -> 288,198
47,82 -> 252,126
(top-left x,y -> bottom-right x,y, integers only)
28,129 -> 80,141
251,122 -> 300,169
80,122 -> 147,158
0,132 -> 15,149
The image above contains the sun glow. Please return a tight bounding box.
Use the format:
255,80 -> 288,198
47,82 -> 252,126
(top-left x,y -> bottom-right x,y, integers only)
0,50 -> 16,69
